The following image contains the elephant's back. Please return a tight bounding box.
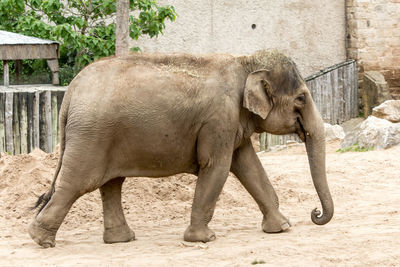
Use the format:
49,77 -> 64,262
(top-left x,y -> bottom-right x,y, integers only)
67,53 -> 243,121
72,52 -> 237,83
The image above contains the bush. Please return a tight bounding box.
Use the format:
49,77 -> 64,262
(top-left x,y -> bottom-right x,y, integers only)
58,65 -> 75,86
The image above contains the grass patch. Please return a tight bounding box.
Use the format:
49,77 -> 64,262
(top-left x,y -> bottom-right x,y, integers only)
252,259 -> 266,265
336,143 -> 373,153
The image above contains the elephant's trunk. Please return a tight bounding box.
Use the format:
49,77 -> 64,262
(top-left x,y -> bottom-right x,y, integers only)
305,131 -> 334,225
300,92 -> 334,225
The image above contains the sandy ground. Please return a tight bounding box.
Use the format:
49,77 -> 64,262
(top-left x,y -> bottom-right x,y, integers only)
0,141 -> 399,266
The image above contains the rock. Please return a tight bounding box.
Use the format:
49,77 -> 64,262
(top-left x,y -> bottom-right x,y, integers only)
341,116 -> 400,150
324,123 -> 345,141
362,71 -> 391,117
286,140 -> 299,145
372,100 -> 400,123
340,118 -> 364,134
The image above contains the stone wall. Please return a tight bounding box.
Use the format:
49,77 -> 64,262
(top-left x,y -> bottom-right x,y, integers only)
133,0 -> 346,77
346,0 -> 400,99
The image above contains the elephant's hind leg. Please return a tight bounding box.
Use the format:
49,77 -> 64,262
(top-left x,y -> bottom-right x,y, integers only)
29,147 -> 108,248
100,177 -> 135,243
28,170 -> 83,248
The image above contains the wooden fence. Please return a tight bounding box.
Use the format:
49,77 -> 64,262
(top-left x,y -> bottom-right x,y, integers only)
260,60 -> 358,150
0,85 -> 66,154
306,60 -> 359,123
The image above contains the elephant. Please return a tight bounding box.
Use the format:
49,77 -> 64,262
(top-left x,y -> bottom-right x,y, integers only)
29,49 -> 334,248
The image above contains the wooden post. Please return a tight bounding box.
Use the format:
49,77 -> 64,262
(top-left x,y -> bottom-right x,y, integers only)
39,90 -> 52,153
46,59 -> 59,85
13,93 -> 21,154
344,63 -> 351,120
116,0 -> 130,56
5,92 -> 13,153
3,60 -> 9,86
27,91 -> 41,152
51,90 -> 58,151
0,93 -> 5,154
56,90 -> 65,146
337,66 -> 345,124
27,92 -> 34,152
32,91 -> 40,149
19,93 -> 28,154
352,61 -> 359,118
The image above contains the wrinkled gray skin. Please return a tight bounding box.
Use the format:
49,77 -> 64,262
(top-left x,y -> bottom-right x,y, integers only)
29,50 -> 333,248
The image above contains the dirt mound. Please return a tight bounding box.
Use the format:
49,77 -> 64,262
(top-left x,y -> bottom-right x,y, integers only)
0,149 -> 57,231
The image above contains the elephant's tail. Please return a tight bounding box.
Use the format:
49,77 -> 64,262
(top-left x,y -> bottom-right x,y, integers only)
32,87 -> 72,214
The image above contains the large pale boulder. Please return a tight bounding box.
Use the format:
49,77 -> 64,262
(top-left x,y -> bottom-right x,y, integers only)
324,123 -> 345,141
341,116 -> 400,150
340,118 -> 364,134
372,100 -> 400,123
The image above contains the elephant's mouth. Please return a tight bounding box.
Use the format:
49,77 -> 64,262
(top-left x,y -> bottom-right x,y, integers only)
295,117 -> 306,142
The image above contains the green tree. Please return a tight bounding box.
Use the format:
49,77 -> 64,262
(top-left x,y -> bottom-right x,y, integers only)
0,0 -> 176,84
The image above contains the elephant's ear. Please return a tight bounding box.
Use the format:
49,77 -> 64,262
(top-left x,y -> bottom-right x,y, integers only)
243,69 -> 273,119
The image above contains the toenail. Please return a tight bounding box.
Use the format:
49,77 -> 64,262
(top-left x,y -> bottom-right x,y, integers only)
281,222 -> 290,231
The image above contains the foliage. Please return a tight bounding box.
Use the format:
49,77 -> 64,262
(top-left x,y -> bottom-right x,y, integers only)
0,0 -> 176,84
336,143 -> 373,153
58,64 -> 75,85
251,259 -> 266,265
0,59 -> 52,84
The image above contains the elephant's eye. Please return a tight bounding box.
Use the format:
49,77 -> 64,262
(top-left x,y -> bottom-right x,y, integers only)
295,94 -> 306,105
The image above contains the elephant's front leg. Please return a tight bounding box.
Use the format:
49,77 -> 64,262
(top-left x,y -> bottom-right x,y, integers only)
231,139 -> 291,233
184,128 -> 234,242
184,165 -> 231,242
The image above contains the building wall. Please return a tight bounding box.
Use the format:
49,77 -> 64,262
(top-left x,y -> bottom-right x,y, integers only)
133,0 -> 346,77
346,0 -> 400,99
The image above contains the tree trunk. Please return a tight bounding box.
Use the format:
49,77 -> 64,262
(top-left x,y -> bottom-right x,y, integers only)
116,0 -> 130,56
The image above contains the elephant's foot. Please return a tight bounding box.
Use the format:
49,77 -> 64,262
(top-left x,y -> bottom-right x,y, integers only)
28,220 -> 57,248
262,211 -> 291,233
183,225 -> 216,243
103,225 -> 135,244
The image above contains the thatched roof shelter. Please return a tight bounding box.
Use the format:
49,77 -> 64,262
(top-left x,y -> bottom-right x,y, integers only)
0,30 -> 60,86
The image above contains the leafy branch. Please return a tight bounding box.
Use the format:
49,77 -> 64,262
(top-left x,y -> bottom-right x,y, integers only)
0,0 -> 176,84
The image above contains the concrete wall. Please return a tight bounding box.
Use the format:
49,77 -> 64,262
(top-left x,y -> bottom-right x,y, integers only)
133,0 -> 346,77
347,0 -> 400,99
